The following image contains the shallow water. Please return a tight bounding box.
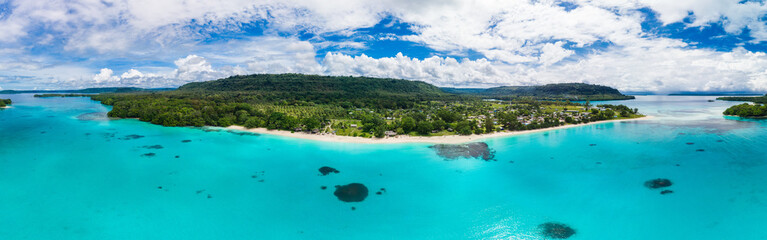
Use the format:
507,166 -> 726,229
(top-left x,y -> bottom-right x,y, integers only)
1,94 -> 766,239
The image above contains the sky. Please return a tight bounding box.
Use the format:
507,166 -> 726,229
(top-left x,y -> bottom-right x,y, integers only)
1,0 -> 767,92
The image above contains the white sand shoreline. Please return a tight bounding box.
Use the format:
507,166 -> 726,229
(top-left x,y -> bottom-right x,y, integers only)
225,116 -> 654,144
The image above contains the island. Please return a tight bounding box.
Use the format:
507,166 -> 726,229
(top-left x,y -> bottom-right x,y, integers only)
723,103 -> 767,118
62,74 -> 643,141
718,94 -> 767,118
717,94 -> 767,104
0,98 -> 11,108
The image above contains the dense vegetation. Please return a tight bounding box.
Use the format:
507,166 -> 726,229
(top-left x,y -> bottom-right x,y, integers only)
717,94 -> 767,104
0,98 -> 10,107
83,74 -> 642,138
718,94 -> 767,118
181,74 -> 444,95
442,83 -> 634,101
176,74 -> 457,109
723,103 -> 767,118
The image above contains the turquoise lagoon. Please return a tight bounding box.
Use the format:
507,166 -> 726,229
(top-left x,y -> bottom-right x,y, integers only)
1,94 -> 766,239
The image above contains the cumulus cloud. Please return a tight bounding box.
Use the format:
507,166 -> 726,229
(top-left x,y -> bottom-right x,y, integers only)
89,55 -> 232,88
318,47 -> 767,92
321,52 -> 521,87
528,44 -> 767,92
172,55 -> 219,80
92,68 -> 118,83
539,42 -> 575,67
1,0 -> 767,92
71,42 -> 767,93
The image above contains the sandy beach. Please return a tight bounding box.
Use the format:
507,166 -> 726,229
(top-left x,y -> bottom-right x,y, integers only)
226,116 -> 653,144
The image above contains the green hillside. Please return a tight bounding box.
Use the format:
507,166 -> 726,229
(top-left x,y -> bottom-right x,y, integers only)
179,74 -> 445,96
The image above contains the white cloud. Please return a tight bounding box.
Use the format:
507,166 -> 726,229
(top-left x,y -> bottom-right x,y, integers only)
321,52 -> 520,87
120,69 -> 146,79
240,39 -> 323,74
531,44 -> 767,92
1,0 -> 767,92
593,0 -> 767,42
539,42 -> 575,67
92,55 -> 231,88
400,1 -> 645,65
92,68 -> 118,83
172,55 -> 216,80
63,42 -> 767,93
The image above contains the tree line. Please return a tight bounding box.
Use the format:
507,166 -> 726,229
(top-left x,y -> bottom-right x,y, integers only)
724,103 -> 767,118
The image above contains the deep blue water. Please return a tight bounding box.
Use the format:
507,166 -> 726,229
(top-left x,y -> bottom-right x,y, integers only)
1,94 -> 766,239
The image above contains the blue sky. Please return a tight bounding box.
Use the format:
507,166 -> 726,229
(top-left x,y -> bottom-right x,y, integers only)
1,0 -> 767,92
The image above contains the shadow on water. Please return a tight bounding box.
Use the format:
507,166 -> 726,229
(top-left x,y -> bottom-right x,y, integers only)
76,112 -> 109,121
430,142 -> 496,161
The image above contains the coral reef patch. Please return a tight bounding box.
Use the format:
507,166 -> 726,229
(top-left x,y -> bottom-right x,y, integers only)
430,142 -> 496,161
539,222 -> 575,239
334,183 -> 369,202
644,178 -> 672,189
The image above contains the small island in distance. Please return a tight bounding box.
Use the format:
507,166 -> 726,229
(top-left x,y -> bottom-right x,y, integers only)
0,98 -> 11,108
31,74 -> 644,141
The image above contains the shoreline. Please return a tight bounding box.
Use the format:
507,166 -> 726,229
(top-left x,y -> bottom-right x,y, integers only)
724,115 -> 767,119
226,116 -> 654,144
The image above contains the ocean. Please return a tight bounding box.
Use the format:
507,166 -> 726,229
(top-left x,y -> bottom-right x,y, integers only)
1,94 -> 766,239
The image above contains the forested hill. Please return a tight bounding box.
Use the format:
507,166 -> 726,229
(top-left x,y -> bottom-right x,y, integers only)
442,83 -> 634,100
178,74 -> 632,101
178,74 -> 445,96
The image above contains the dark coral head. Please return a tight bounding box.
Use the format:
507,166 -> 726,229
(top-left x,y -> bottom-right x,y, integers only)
539,222 -> 575,239
644,178 -> 672,189
334,183 -> 369,202
319,166 -> 340,176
